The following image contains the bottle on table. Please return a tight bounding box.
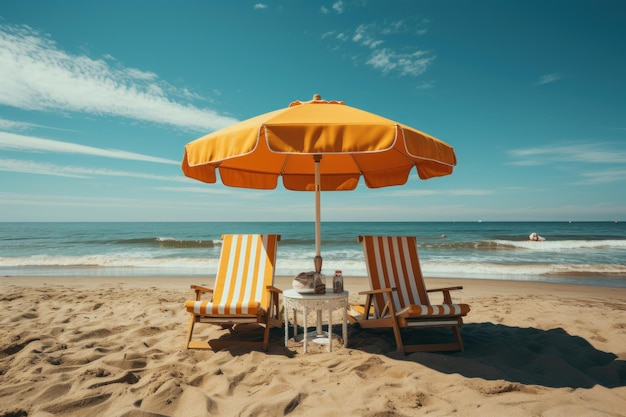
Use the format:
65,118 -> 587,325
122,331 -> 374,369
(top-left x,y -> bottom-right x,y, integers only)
333,270 -> 344,293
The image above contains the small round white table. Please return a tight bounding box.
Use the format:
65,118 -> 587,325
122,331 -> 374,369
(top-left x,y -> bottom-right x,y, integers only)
283,289 -> 349,353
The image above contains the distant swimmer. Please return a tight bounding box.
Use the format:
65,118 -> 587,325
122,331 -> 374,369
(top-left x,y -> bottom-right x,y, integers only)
529,232 -> 545,241
440,234 -> 447,239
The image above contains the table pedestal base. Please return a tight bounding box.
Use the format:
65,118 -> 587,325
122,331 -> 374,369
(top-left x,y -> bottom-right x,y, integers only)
283,289 -> 348,353
295,330 -> 344,346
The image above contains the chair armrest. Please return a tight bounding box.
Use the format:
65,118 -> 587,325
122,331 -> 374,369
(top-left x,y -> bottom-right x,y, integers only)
426,286 -> 463,293
266,285 -> 282,294
266,285 -> 282,320
358,287 -> 396,296
190,284 -> 213,293
426,286 -> 463,304
190,284 -> 214,301
357,287 -> 396,319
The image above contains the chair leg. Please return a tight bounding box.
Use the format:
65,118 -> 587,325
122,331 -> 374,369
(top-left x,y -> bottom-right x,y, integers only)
391,321 -> 404,353
185,315 -> 196,349
384,293 -> 405,353
262,324 -> 270,351
453,325 -> 464,352
260,311 -> 274,351
398,324 -> 465,353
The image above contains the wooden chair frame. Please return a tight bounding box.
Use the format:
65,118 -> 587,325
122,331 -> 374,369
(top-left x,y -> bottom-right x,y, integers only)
185,283 -> 282,350
184,234 -> 283,351
354,235 -> 470,354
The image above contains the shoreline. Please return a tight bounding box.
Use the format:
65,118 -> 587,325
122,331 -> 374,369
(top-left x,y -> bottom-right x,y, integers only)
1,275 -> 625,416
3,274 -> 626,291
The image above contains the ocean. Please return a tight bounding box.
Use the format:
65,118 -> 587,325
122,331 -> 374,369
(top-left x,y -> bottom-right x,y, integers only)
1,222 -> 625,287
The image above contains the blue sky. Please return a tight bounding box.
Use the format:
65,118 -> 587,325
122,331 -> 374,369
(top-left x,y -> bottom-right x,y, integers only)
1,0 -> 625,222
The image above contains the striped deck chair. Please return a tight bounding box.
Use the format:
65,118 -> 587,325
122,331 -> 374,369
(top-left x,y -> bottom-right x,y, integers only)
355,236 -> 470,353
184,234 -> 282,351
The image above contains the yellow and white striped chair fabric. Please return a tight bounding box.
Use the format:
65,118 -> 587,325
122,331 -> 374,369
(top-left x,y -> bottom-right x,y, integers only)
184,234 -> 282,350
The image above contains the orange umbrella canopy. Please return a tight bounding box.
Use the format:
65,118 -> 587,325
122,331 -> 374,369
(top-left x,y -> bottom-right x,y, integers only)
182,94 -> 456,271
182,94 -> 456,192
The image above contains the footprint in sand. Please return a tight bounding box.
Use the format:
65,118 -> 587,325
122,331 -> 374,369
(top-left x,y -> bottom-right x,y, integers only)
1,338 -> 41,356
43,393 -> 112,415
352,356 -> 386,379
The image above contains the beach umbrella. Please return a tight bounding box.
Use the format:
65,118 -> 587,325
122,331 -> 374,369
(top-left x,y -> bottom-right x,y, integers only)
182,94 -> 456,273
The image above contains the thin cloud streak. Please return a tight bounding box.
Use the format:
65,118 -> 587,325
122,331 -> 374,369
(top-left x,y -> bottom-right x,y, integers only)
508,143 -> 626,185
0,192 -> 209,209
155,186 -> 282,201
508,143 -> 626,165
535,73 -> 562,86
577,168 -> 626,185
0,118 -> 33,130
155,186 -> 235,194
0,117 -> 77,132
377,188 -> 492,197
0,24 -> 238,132
0,132 -> 179,165
0,158 -> 187,182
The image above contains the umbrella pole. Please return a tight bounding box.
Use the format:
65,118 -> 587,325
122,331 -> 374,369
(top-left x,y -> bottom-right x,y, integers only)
314,155 -> 322,273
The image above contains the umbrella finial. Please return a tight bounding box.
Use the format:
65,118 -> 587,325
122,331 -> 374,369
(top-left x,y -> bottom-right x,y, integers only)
313,93 -> 321,101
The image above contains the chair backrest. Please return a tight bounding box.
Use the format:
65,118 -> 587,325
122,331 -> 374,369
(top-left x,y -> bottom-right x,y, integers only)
359,236 -> 430,315
212,234 -> 280,313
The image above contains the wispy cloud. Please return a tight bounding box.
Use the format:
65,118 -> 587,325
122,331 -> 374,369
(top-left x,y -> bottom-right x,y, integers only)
381,188 -> 493,197
509,143 -> 626,184
357,20 -> 435,76
0,132 -> 179,165
323,19 -> 434,77
576,168 -> 626,185
353,24 -> 385,49
0,158 -> 186,181
0,117 -> 76,132
0,118 -> 33,131
154,186 -> 233,194
508,143 -> 626,166
332,1 -> 345,14
367,48 -> 433,76
416,81 -> 435,90
321,1 -> 344,14
535,73 -> 562,86
0,192 -> 209,210
0,24 -> 238,132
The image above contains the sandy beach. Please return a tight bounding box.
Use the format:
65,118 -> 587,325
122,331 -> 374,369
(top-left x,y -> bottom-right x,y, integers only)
1,275 -> 625,417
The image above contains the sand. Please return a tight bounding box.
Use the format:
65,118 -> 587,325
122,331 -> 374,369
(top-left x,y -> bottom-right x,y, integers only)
1,275 -> 625,417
